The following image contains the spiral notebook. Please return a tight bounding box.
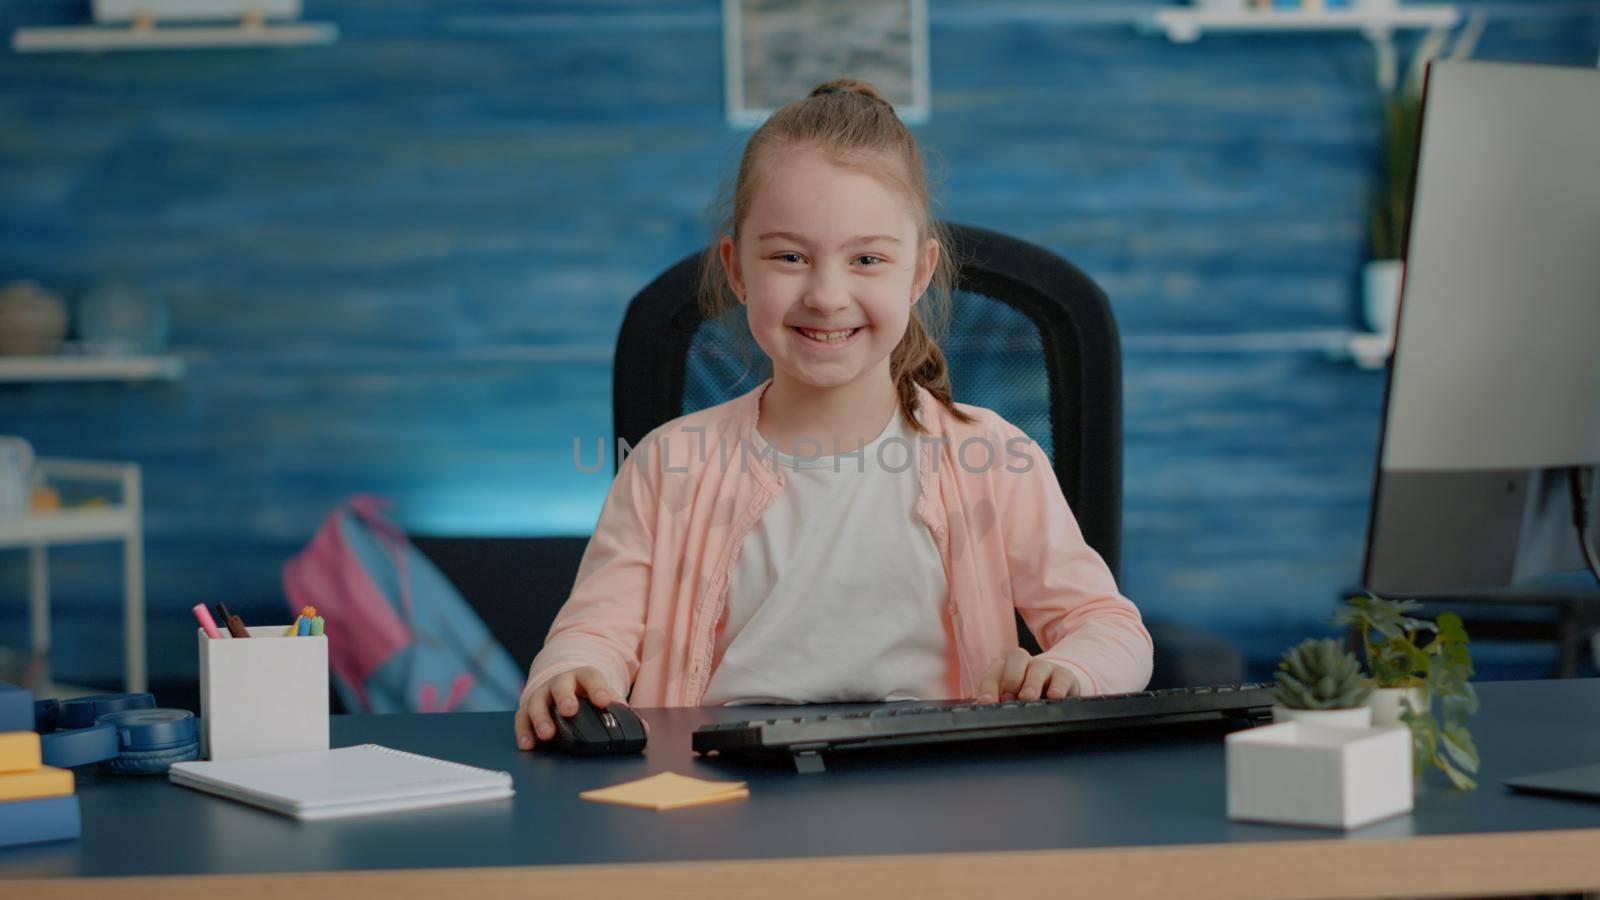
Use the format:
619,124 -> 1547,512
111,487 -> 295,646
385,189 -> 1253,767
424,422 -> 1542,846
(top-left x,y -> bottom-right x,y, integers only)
169,744 -> 514,821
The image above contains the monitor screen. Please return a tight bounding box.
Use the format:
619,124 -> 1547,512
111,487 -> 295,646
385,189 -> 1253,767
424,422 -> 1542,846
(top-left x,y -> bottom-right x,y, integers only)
1363,60 -> 1600,597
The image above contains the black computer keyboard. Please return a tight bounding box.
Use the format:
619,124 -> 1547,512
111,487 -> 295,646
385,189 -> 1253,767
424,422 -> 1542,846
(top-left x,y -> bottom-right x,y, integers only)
692,683 -> 1276,773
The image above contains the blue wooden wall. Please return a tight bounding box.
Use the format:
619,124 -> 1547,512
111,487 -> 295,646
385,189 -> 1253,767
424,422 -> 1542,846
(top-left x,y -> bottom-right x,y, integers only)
2,1 -> 1597,687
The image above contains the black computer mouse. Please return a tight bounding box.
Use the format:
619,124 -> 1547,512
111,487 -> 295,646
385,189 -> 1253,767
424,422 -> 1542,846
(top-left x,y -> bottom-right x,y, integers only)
543,697 -> 648,755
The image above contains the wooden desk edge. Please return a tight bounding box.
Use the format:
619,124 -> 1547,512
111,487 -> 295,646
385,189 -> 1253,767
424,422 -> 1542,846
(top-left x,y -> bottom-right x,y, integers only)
11,828 -> 1600,900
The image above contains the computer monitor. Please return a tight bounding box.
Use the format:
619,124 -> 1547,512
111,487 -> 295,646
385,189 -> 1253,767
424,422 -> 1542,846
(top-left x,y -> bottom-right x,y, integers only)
1362,60 -> 1600,598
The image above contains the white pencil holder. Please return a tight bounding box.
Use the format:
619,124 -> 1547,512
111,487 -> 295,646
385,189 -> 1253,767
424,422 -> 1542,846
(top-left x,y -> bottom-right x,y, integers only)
198,626 -> 329,761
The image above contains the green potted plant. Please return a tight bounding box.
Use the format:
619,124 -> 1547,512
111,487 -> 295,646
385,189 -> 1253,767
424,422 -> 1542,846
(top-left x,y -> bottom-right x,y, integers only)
1364,17 -> 1485,335
1363,87 -> 1416,334
1271,638 -> 1374,728
1335,595 -> 1481,790
1334,595 -> 1430,724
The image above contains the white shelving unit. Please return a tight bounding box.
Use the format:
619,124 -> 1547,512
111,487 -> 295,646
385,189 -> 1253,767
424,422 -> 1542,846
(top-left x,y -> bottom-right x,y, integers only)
0,459 -> 146,695
1153,5 -> 1461,43
0,355 -> 185,383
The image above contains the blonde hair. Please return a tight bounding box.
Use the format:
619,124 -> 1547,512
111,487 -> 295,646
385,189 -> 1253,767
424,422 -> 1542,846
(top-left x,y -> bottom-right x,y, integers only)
696,77 -> 975,432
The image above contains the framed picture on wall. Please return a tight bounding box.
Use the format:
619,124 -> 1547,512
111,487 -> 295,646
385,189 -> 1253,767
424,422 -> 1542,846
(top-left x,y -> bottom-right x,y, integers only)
723,0 -> 930,127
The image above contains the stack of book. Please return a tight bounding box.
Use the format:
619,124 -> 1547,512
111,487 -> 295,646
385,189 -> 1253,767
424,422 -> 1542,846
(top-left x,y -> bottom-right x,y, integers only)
0,683 -> 81,848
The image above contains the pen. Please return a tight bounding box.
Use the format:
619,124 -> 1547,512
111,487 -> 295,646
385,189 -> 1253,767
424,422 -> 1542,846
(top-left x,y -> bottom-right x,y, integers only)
191,604 -> 221,640
217,602 -> 250,639
296,616 -> 311,637
284,616 -> 301,637
310,616 -> 325,637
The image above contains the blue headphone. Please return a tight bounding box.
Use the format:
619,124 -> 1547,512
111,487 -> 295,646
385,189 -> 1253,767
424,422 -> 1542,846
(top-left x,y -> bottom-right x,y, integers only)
34,692 -> 200,775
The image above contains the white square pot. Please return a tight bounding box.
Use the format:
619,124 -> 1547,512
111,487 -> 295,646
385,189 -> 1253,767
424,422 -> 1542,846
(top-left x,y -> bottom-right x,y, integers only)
198,626 -> 329,761
1227,721 -> 1413,829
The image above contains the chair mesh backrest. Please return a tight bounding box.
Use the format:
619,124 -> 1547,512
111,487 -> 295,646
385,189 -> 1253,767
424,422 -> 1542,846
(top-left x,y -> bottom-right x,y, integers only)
616,223 -> 1121,581
684,291 -> 1053,464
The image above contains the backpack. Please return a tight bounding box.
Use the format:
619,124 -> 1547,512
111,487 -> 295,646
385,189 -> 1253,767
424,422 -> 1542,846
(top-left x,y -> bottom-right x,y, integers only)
281,495 -> 525,713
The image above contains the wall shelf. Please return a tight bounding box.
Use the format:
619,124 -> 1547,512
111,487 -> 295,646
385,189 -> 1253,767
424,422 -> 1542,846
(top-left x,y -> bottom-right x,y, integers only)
12,22 -> 338,53
0,355 -> 186,383
1119,328 -> 1393,369
1153,5 -> 1460,43
1340,331 -> 1393,370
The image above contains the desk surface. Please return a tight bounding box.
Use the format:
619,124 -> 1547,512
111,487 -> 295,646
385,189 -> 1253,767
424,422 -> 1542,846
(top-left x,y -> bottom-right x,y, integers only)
6,679 -> 1600,899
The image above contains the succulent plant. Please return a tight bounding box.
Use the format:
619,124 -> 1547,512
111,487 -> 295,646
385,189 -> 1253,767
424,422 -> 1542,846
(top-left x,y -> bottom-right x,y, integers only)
1273,638 -> 1374,711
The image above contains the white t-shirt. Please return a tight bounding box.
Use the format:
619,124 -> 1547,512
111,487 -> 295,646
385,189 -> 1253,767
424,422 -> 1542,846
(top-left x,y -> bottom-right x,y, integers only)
702,405 -> 956,706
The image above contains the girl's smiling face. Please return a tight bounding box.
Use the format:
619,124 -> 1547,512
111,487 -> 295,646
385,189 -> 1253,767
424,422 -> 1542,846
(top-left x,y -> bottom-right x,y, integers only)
720,146 -> 938,394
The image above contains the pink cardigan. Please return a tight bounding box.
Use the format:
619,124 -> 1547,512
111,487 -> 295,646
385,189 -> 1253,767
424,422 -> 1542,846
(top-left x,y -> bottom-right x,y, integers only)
525,380 -> 1153,707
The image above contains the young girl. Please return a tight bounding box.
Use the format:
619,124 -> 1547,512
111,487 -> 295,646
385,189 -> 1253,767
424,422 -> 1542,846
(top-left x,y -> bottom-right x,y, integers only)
516,78 -> 1152,749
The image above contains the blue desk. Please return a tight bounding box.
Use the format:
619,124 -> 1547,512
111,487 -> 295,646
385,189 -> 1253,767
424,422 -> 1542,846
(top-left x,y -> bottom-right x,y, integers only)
5,680 -> 1600,899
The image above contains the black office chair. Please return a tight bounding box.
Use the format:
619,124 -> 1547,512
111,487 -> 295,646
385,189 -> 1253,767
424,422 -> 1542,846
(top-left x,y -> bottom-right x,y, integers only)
614,223 -> 1243,687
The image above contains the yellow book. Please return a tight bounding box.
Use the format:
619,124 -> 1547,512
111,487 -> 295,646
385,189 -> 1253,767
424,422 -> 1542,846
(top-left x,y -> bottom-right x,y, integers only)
0,765 -> 73,802
579,771 -> 748,811
0,733 -> 42,774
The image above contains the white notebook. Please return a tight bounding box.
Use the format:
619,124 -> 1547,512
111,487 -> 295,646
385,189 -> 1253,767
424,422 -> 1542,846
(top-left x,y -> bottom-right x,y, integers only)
169,744 -> 514,821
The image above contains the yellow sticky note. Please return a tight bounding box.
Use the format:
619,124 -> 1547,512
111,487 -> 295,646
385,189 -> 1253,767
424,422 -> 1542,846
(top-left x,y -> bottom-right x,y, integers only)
579,771 -> 748,811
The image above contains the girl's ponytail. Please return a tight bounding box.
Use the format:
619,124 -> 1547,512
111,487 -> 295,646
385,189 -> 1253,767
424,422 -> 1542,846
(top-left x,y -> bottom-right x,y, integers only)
890,267 -> 966,429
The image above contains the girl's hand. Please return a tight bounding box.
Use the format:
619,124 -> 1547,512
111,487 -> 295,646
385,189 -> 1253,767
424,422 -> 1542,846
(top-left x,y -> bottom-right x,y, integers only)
976,648 -> 1081,703
515,666 -> 614,750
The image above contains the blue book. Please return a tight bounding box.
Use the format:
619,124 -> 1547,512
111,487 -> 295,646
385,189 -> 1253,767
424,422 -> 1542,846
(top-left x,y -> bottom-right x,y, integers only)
0,795 -> 81,848
0,683 -> 31,733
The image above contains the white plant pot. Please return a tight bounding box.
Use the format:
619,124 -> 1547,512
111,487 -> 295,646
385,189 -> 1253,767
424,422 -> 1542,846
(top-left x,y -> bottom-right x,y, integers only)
1270,704 -> 1373,729
1362,259 -> 1404,334
1227,721 -> 1413,829
1367,686 -> 1429,727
